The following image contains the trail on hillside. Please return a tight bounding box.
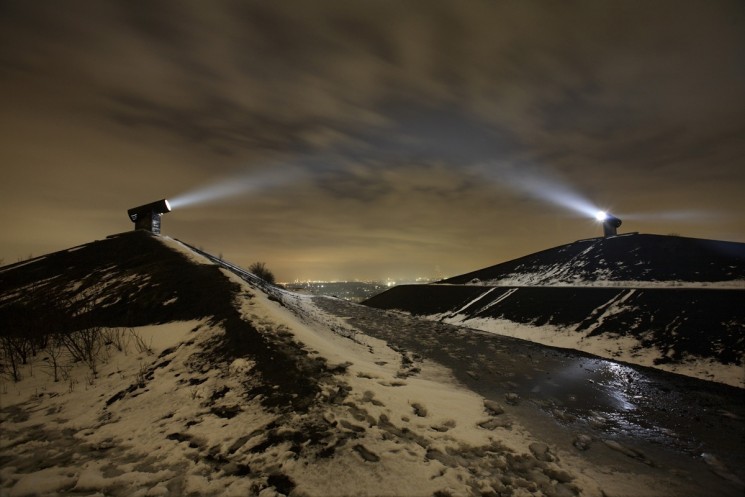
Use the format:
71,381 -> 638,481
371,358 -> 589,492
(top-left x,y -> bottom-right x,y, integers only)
310,295 -> 745,496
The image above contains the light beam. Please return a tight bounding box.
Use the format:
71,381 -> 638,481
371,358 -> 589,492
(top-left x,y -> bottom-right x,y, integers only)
168,165 -> 305,210
472,161 -> 603,219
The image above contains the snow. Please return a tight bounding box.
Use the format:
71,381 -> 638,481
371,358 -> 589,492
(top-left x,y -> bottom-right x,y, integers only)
434,313 -> 745,389
579,289 -> 637,334
451,287 -> 499,314
2,237 -> 742,497
66,245 -> 88,253
0,321 -> 201,496
0,285 -> 612,497
456,278 -> 745,289
157,236 -> 216,266
217,270 -> 580,495
7,466 -> 77,497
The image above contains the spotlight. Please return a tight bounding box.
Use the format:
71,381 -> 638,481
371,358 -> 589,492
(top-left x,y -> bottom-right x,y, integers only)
127,199 -> 171,234
595,211 -> 622,237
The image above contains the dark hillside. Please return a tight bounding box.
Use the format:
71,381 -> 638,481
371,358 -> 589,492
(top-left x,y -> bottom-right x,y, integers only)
365,285 -> 745,366
0,231 -> 235,330
0,231 -> 329,412
364,233 -> 745,385
443,233 -> 745,285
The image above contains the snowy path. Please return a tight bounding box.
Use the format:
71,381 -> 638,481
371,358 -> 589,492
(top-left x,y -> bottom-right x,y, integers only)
311,295 -> 745,496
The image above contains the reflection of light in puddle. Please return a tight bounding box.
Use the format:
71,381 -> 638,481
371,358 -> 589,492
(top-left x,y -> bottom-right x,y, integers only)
532,359 -> 692,453
601,362 -> 637,411
548,360 -> 639,411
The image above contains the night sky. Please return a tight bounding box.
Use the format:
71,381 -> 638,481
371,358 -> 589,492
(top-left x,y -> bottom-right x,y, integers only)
2,1 -> 744,282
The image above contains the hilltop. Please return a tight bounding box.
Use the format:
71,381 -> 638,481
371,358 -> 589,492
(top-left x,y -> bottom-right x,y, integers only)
441,233 -> 745,287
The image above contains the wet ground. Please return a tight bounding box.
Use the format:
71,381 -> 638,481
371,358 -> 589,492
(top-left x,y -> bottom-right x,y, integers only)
313,296 -> 745,496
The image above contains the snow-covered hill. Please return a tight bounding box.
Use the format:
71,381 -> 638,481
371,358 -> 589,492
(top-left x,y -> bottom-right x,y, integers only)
364,234 -> 745,388
1,231 -> 743,497
441,233 -> 745,288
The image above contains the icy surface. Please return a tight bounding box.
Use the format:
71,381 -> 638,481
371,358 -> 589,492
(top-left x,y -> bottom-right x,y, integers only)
430,313 -> 745,389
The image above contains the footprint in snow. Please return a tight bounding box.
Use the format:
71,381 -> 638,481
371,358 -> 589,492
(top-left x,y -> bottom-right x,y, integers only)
378,380 -> 407,387
411,402 -> 428,417
353,444 -> 380,462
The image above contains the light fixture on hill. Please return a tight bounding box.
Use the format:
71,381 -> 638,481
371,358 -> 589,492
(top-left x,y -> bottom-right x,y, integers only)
595,211 -> 622,237
127,199 -> 171,234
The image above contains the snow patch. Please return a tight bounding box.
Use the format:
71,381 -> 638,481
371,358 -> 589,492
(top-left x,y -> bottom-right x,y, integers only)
463,278 -> 745,289
434,313 -> 744,389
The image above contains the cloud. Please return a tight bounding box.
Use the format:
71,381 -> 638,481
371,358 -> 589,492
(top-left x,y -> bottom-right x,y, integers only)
1,0 -> 744,278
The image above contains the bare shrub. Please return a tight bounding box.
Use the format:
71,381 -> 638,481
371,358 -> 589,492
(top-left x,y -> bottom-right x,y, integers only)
0,336 -> 27,382
129,328 -> 153,355
135,362 -> 148,388
40,334 -> 66,383
59,327 -> 103,376
248,262 -> 276,285
4,334 -> 32,365
103,328 -> 130,353
60,363 -> 73,382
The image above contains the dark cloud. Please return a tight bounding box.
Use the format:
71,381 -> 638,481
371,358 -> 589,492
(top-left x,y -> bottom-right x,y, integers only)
1,0 -> 744,279
106,92 -> 327,156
